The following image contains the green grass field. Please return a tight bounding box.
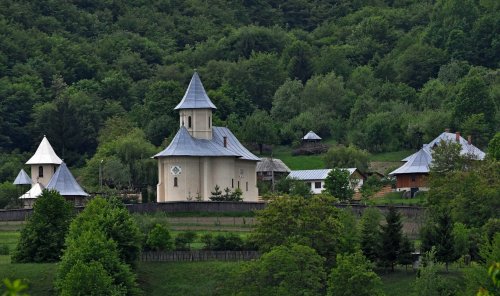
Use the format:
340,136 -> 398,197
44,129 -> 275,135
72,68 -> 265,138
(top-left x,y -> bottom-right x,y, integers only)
257,143 -> 413,171
0,259 -> 468,296
0,231 -> 20,254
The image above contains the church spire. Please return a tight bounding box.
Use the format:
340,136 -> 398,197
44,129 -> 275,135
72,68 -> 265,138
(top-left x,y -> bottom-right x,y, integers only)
174,72 -> 217,110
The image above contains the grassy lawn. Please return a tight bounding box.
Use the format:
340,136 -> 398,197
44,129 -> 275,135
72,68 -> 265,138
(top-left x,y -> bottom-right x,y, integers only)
258,145 -> 326,170
380,265 -> 466,296
137,261 -> 242,296
0,231 -> 20,254
369,150 -> 415,162
370,192 -> 426,206
0,259 -> 57,296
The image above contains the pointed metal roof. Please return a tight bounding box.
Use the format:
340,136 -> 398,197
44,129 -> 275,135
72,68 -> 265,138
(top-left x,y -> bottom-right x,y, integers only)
256,158 -> 291,173
153,127 -> 260,161
46,162 -> 89,196
13,169 -> 32,185
174,72 -> 217,110
19,183 -> 44,199
26,136 -> 63,165
302,131 -> 322,140
390,148 -> 432,176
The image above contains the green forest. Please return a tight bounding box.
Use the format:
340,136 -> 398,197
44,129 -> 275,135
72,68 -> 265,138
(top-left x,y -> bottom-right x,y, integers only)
0,0 -> 499,192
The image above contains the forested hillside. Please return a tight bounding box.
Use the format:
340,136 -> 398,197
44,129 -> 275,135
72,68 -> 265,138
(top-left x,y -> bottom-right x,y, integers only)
0,0 -> 499,191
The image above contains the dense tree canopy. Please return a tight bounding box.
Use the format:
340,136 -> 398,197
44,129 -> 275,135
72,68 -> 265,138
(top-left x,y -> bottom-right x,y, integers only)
0,0 -> 498,192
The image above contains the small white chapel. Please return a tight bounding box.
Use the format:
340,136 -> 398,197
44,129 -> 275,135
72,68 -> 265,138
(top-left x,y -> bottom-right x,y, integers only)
154,72 -> 260,202
17,136 -> 89,207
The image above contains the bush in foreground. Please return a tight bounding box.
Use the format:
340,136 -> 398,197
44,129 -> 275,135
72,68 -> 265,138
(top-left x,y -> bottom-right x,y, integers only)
13,189 -> 73,263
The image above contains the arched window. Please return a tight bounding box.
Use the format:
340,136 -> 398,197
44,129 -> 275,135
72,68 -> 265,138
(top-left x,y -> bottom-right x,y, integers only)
174,177 -> 178,187
208,116 -> 211,128
231,178 -> 234,188
38,166 -> 43,178
188,116 -> 192,128
246,182 -> 248,192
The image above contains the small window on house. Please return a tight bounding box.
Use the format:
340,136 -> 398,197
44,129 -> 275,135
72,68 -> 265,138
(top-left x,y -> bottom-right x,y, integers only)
238,181 -> 240,189
232,178 -> 234,188
38,166 -> 43,178
315,182 -> 322,189
188,116 -> 192,128
246,182 -> 248,191
174,177 -> 178,187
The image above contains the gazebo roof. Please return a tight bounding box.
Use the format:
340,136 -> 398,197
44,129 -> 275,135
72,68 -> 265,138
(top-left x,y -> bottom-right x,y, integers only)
174,72 -> 217,110
26,136 -> 63,165
46,162 -> 89,196
302,131 -> 321,140
13,169 -> 32,185
256,158 -> 291,173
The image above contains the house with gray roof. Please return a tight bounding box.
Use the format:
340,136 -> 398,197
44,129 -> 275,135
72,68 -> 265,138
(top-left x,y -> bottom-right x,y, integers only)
153,72 -> 260,202
288,168 -> 365,194
389,131 -> 485,194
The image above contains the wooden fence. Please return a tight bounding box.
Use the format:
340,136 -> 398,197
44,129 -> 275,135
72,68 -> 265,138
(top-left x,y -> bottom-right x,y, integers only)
0,202 -> 424,221
140,250 -> 260,262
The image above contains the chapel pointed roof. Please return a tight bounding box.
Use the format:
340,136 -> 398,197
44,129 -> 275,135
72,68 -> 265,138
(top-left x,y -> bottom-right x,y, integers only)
26,136 -> 63,165
19,183 -> 44,199
174,72 -> 217,110
13,169 -> 32,185
46,162 -> 89,196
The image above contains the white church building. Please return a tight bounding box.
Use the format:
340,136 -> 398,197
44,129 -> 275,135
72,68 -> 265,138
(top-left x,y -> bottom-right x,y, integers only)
154,72 -> 260,202
16,136 -> 89,207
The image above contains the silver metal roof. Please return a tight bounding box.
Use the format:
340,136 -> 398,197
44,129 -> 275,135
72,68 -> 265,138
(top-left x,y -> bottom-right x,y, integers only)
390,148 -> 432,176
154,127 -> 260,161
256,158 -> 291,173
26,136 -> 63,165
13,169 -> 32,185
395,132 -> 486,175
174,72 -> 217,110
19,183 -> 44,199
46,162 -> 89,196
288,168 -> 358,180
401,132 -> 485,162
302,131 -> 322,140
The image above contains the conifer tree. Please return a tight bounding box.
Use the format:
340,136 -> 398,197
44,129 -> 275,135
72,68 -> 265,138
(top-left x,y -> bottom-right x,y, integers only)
434,211 -> 457,271
379,206 -> 403,271
359,207 -> 382,263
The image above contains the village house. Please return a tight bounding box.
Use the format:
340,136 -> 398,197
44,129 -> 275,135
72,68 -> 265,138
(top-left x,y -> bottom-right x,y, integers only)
154,72 -> 260,202
256,157 -> 290,191
16,136 -> 89,208
389,131 -> 485,196
287,168 -> 366,194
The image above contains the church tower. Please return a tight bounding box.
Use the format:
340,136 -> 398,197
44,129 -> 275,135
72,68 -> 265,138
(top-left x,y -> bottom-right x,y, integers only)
174,72 -> 216,140
25,136 -> 63,187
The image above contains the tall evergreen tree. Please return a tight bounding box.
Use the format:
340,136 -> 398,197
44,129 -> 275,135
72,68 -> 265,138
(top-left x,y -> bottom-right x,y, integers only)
434,211 -> 457,271
379,206 -> 403,271
359,207 -> 382,263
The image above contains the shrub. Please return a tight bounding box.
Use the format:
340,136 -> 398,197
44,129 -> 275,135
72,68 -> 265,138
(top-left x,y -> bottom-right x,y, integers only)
12,189 -> 74,263
146,224 -> 172,251
66,196 -> 142,265
0,245 -> 9,255
328,252 -> 384,296
56,230 -> 140,296
174,231 -> 197,250
231,244 -> 326,296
